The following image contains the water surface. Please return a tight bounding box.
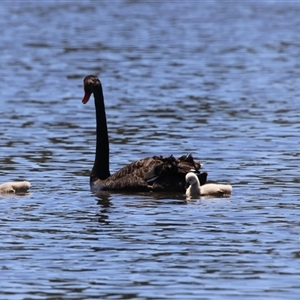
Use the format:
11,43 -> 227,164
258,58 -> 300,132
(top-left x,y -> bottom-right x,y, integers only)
1,1 -> 300,299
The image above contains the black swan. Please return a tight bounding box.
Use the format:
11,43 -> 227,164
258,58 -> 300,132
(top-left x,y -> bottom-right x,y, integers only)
185,172 -> 232,198
82,75 -> 207,192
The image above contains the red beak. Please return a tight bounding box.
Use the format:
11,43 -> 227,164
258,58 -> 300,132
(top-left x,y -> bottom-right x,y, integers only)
82,92 -> 91,104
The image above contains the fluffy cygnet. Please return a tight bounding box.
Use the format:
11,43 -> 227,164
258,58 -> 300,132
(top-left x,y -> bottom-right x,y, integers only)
0,181 -> 31,194
185,172 -> 232,198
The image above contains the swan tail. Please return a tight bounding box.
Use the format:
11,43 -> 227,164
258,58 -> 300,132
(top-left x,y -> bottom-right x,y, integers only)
197,172 -> 208,186
177,154 -> 202,173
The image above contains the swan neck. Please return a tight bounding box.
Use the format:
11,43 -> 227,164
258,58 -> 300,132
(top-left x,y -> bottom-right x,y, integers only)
91,86 -> 110,181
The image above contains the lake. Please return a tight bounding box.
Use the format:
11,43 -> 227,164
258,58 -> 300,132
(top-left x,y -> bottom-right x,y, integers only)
1,1 -> 300,299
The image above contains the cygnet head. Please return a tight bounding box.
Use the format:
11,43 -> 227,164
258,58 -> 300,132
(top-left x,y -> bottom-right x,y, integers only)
185,172 -> 200,188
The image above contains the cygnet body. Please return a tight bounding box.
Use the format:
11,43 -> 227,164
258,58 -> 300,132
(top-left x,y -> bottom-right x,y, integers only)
185,172 -> 232,198
0,181 -> 31,194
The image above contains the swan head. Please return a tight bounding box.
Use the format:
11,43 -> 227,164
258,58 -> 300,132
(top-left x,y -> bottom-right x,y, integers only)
82,75 -> 102,104
185,172 -> 200,189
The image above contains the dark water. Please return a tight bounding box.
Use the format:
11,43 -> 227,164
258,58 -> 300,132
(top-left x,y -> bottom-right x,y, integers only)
1,1 -> 300,299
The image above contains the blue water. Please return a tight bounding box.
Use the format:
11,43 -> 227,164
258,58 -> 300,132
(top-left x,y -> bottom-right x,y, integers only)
1,1 -> 300,299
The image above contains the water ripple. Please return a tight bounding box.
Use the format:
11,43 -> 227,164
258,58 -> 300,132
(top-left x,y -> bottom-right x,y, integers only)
1,1 -> 300,299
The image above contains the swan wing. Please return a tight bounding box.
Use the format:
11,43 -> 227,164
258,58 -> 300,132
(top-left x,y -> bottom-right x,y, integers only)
100,155 -> 204,192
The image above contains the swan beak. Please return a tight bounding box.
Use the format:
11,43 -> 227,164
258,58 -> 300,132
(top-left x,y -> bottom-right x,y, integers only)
185,182 -> 190,189
82,92 -> 92,104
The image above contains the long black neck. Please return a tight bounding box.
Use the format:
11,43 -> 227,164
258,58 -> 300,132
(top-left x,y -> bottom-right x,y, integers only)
91,84 -> 110,182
